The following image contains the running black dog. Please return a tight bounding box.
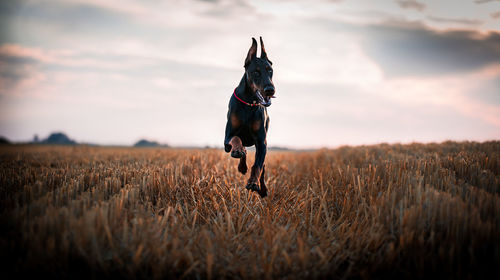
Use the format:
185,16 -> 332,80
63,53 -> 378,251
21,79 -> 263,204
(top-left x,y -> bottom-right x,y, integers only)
224,37 -> 275,198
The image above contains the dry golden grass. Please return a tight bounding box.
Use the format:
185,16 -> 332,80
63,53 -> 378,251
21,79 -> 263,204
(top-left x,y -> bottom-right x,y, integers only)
0,141 -> 499,279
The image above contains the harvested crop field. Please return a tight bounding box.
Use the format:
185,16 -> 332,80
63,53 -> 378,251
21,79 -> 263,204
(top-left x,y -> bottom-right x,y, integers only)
1,142 -> 499,279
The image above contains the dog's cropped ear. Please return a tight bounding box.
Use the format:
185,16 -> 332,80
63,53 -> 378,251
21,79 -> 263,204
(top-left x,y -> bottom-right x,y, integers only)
260,36 -> 272,65
244,37 -> 258,68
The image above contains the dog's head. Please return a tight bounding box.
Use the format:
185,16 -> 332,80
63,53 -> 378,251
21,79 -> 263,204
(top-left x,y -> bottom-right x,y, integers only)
244,37 -> 275,107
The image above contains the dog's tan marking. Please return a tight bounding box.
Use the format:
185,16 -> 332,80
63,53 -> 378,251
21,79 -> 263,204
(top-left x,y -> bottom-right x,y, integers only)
230,113 -> 240,128
229,136 -> 242,149
252,120 -> 261,132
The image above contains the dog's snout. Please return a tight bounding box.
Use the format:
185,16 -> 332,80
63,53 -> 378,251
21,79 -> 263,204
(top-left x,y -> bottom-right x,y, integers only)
264,86 -> 275,96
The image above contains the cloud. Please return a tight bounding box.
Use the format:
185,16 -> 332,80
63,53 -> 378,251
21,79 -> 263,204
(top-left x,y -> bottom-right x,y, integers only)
361,20 -> 500,77
56,0 -> 256,25
0,44 -> 53,63
491,11 -> 500,19
0,63 -> 45,96
427,16 -> 483,26
0,43 -> 144,72
474,0 -> 499,4
395,0 -> 426,12
0,44 -> 48,95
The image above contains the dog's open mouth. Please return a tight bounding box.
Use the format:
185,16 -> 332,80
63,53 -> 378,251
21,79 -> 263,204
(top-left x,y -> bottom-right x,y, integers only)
256,90 -> 274,107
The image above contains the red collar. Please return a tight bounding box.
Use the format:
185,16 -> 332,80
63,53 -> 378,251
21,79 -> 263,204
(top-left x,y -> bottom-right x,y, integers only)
233,88 -> 260,106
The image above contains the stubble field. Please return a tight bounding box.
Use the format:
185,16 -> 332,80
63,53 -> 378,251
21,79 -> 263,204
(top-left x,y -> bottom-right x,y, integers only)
1,141 -> 499,279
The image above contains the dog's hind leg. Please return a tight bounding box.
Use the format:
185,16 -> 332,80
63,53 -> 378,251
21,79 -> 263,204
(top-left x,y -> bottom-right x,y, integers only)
229,136 -> 246,158
258,164 -> 267,197
238,155 -> 247,174
246,140 -> 266,195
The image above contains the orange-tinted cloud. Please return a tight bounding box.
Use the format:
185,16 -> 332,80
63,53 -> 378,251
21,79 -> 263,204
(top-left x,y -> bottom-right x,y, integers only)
0,44 -> 53,63
427,16 -> 483,26
395,0 -> 426,12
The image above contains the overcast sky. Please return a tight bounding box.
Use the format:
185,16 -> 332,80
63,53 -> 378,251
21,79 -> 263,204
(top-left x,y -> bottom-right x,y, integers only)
1,0 -> 499,148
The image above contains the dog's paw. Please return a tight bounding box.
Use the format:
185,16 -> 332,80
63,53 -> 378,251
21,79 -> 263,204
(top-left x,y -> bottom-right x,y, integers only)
246,183 -> 267,198
245,183 -> 260,192
257,188 -> 267,198
231,149 -> 246,159
238,163 -> 248,174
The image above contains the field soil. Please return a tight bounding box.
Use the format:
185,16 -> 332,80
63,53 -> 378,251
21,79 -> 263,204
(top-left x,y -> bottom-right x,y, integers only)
1,142 -> 499,279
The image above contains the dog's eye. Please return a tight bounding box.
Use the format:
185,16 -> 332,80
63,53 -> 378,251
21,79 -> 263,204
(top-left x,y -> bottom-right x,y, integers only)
254,71 -> 260,77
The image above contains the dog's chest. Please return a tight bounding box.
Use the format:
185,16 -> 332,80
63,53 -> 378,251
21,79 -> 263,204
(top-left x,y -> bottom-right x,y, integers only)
233,107 -> 267,132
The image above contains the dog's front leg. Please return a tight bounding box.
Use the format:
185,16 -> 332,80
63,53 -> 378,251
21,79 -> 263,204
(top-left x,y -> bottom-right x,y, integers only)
238,155 -> 248,174
246,140 -> 267,197
224,121 -> 233,153
229,136 -> 246,158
